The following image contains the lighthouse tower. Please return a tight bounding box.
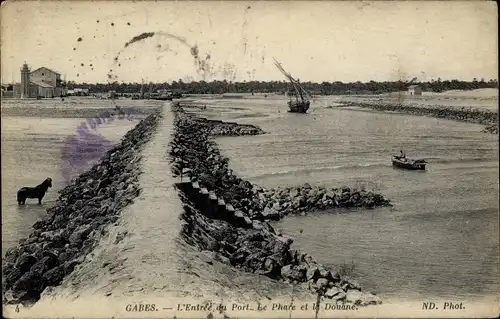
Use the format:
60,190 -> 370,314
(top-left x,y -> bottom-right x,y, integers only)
20,63 -> 30,98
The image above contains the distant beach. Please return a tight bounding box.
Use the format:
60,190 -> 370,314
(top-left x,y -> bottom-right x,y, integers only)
333,88 -> 498,111
1,98 -> 159,118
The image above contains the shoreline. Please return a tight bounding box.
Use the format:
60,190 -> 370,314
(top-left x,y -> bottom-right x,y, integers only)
0,105 -> 158,119
335,100 -> 499,134
2,112 -> 161,305
169,104 -> 392,306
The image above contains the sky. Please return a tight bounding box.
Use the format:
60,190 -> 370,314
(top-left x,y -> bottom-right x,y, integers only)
1,1 -> 498,84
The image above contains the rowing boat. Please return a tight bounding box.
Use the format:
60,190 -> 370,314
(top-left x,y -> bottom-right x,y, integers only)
392,156 -> 427,170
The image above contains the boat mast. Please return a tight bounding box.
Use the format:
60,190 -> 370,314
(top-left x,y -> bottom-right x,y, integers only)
273,58 -> 310,103
295,79 -> 305,102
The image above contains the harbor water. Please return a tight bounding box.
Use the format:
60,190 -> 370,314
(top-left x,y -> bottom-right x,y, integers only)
205,96 -> 499,302
1,96 -> 498,306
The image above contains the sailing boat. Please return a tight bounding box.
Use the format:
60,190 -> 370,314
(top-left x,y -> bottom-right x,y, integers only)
274,58 -> 312,113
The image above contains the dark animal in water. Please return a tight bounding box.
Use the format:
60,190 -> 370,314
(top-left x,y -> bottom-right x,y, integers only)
17,178 -> 52,205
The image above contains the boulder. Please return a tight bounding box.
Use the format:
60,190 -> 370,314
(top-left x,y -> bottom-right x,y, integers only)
324,287 -> 346,300
12,272 -> 43,295
30,255 -> 59,276
306,266 -> 320,281
259,258 -> 278,277
69,225 -> 91,246
42,266 -> 65,286
3,266 -> 22,289
329,269 -> 341,282
32,220 -> 47,230
4,247 -> 20,263
313,278 -> 329,292
338,277 -> 361,291
261,207 -> 280,221
317,267 -> 334,281
14,254 -> 38,273
280,264 -> 306,282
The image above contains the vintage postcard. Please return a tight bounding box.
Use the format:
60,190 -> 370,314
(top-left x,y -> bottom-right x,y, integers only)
1,0 -> 498,318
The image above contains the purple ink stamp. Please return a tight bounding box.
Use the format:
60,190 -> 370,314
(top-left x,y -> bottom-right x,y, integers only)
60,106 -> 147,183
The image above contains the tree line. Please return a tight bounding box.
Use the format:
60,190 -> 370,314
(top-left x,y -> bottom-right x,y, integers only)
64,78 -> 499,95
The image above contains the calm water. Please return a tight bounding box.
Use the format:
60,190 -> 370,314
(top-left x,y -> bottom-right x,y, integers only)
204,96 -> 499,302
1,109 -> 142,250
1,96 -> 498,306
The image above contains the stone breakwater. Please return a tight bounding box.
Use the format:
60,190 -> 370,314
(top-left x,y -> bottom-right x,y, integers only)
193,117 -> 266,136
2,111 -> 161,305
170,108 -> 391,222
177,188 -> 381,306
337,101 -> 499,134
169,106 -> 388,305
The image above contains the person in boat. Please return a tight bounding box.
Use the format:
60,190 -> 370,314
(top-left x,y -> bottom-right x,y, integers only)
399,150 -> 406,160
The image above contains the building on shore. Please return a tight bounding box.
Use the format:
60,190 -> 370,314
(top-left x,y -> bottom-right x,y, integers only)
407,84 -> 422,96
7,64 -> 67,98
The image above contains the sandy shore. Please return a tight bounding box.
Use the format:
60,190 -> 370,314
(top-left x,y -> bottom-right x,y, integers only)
1,97 -> 164,119
1,105 -> 158,119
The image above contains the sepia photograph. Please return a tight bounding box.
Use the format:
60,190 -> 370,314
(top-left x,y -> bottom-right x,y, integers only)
1,0 -> 498,318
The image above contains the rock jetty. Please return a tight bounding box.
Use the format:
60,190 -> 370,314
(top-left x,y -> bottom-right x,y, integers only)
170,107 -> 391,222
171,107 -> 383,305
2,111 -> 161,305
338,100 -> 499,134
177,190 -> 381,306
195,117 -> 265,136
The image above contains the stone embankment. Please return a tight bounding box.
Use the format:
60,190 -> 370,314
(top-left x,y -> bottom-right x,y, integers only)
195,117 -> 265,136
337,101 -> 499,134
177,188 -> 380,306
170,107 -> 391,222
2,111 -> 161,305
170,105 -> 388,306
